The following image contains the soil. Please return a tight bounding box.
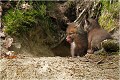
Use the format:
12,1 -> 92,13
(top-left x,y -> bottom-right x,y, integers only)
0,54 -> 119,80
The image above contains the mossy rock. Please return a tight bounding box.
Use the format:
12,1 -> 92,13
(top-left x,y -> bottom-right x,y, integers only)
102,39 -> 119,53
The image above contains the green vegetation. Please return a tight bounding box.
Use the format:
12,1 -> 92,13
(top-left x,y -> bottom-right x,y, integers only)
2,1 -> 57,56
3,1 -> 57,45
99,0 -> 120,31
3,8 -> 36,36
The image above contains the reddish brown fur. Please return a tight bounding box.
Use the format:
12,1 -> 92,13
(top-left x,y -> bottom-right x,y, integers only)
66,22 -> 88,57
84,18 -> 112,54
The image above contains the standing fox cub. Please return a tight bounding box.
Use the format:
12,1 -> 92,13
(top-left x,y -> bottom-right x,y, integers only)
84,18 -> 112,54
66,22 -> 88,57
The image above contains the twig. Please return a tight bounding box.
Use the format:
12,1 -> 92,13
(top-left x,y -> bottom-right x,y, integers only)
74,8 -> 87,23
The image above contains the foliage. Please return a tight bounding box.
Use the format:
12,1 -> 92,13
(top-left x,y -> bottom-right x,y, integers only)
3,1 -> 57,45
3,8 -> 36,36
99,0 -> 120,31
3,1 -> 54,37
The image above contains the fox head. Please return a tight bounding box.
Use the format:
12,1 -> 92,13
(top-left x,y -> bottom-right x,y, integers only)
66,22 -> 78,43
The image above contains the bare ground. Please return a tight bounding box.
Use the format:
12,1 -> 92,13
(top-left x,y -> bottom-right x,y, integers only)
0,54 -> 119,80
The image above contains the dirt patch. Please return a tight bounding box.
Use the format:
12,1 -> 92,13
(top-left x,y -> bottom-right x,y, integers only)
0,55 -> 119,80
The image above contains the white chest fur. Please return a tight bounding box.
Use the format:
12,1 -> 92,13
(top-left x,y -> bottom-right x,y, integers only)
71,42 -> 76,57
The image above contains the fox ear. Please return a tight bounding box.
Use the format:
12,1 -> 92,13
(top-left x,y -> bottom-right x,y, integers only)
67,22 -> 71,25
75,23 -> 80,28
67,22 -> 77,28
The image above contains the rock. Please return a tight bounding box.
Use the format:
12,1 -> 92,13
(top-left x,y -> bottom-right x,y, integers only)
102,39 -> 119,53
3,37 -> 13,49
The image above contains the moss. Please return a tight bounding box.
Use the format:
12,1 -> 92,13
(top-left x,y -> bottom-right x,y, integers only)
102,39 -> 119,53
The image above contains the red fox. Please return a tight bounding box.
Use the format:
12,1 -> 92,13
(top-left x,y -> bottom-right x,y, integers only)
66,22 -> 88,57
84,18 -> 112,54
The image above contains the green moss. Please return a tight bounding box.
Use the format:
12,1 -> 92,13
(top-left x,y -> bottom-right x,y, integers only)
102,40 -> 119,52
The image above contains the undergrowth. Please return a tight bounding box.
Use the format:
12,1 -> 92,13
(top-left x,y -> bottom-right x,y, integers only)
99,0 -> 119,31
2,1 -> 56,44
2,1 -> 57,56
3,2 -> 52,33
